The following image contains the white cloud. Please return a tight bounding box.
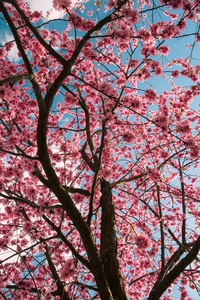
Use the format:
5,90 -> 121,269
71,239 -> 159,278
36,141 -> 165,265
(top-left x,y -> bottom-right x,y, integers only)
0,0 -> 91,64
0,32 -> 20,63
58,115 -> 69,127
7,43 -> 19,63
26,0 -> 90,20
26,0 -> 65,20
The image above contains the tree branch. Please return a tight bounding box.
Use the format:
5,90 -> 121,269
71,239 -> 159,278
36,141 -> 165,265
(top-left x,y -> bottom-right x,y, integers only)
157,185 -> 165,272
0,73 -> 35,85
0,1 -> 44,110
5,0 -> 66,65
42,214 -> 92,271
148,236 -> 200,300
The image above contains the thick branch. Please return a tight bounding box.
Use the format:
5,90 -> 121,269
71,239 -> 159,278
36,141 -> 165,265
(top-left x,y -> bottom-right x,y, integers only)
43,0 -> 129,111
65,186 -> 91,196
80,147 -> 95,171
148,236 -> 200,300
87,121 -> 106,226
42,214 -> 92,271
34,164 -> 90,196
0,1 -> 32,73
0,73 -> 34,85
0,1 -> 44,110
179,164 -> 186,244
44,245 -> 71,300
157,185 -> 165,272
6,0 -> 66,65
77,88 -> 98,167
111,172 -> 147,188
6,285 -> 41,295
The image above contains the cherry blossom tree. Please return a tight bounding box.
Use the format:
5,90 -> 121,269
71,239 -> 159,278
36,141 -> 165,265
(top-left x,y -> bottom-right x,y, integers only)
0,0 -> 200,299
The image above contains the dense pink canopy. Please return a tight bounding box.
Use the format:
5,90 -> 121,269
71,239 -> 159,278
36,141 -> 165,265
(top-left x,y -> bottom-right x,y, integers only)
0,0 -> 200,299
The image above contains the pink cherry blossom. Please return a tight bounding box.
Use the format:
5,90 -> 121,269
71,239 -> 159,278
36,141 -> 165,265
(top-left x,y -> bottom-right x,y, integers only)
0,0 -> 200,299
122,131 -> 135,143
23,221 -> 33,233
148,168 -> 162,183
195,35 -> 200,43
133,234 -> 150,249
60,259 -> 76,281
145,89 -> 157,104
158,45 -> 170,55
53,0 -> 72,10
171,70 -> 179,78
101,168 -> 113,180
138,27 -> 152,43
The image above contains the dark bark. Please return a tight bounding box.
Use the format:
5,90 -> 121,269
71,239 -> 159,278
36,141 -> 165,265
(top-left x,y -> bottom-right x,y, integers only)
44,246 -> 71,300
37,156 -> 113,299
148,236 -> 200,300
100,180 -> 127,300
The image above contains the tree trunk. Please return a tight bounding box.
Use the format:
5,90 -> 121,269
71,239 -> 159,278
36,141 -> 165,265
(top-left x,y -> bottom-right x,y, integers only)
100,180 -> 127,300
